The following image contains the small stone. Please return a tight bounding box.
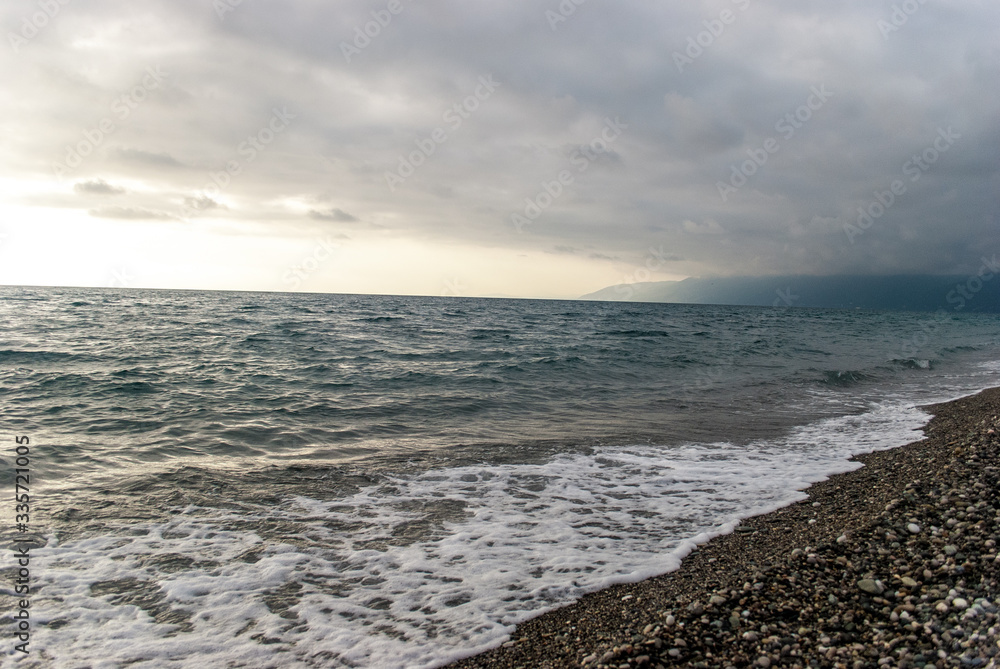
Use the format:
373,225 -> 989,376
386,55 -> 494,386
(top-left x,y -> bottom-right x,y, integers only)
901,577 -> 919,588
757,656 -> 772,668
936,601 -> 950,613
944,545 -> 958,556
688,602 -> 704,616
953,598 -> 969,610
663,614 -> 675,626
907,523 -> 921,534
668,648 -> 681,658
582,653 -> 597,665
857,579 -> 884,595
709,595 -> 726,606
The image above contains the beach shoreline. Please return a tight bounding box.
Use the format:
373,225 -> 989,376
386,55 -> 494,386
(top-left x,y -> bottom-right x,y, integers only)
449,388 -> 1000,669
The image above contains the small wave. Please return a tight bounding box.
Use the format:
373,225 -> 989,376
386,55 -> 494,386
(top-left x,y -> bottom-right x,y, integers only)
111,381 -> 160,395
112,368 -> 155,378
0,349 -> 76,363
605,330 -> 671,337
819,369 -> 874,386
530,355 -> 585,366
355,316 -> 405,323
891,358 -> 933,370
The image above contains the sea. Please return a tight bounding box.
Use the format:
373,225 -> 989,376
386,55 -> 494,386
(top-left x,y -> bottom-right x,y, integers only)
2,286 -> 999,668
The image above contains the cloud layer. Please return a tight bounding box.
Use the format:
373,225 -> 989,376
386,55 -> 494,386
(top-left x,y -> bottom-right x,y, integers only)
2,0 -> 998,296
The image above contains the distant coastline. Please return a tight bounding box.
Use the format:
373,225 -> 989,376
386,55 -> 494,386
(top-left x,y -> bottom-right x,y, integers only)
582,273 -> 1000,313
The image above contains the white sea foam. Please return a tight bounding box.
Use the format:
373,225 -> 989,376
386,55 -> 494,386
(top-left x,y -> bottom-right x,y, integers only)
4,400 -> 935,668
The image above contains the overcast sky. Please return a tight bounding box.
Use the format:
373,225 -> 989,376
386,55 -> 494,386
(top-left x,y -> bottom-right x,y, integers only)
1,0 -> 997,299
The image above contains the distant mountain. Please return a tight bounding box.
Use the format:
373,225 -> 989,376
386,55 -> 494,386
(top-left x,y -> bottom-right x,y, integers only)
580,275 -> 1000,313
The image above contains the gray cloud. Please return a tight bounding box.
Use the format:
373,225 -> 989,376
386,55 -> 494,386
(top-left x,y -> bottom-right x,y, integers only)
74,179 -> 125,195
309,208 -> 358,223
114,148 -> 184,168
183,195 -> 224,214
89,207 -> 178,221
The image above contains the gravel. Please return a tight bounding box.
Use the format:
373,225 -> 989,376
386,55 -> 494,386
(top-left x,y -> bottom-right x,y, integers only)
448,387 -> 1000,669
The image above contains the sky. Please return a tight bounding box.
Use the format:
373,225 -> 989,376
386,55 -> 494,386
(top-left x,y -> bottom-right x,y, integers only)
1,0 -> 998,299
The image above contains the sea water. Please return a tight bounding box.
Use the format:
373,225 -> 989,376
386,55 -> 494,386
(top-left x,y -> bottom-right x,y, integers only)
1,287 -> 999,668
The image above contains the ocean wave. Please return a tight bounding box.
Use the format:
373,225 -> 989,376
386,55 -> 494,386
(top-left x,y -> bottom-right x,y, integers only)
818,369 -> 875,386
605,329 -> 671,337
110,381 -> 161,395
355,315 -> 406,323
25,401 -> 930,669
0,349 -> 79,363
890,358 -> 933,370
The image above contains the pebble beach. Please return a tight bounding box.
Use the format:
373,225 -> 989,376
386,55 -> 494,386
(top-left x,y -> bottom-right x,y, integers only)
450,388 -> 1000,669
